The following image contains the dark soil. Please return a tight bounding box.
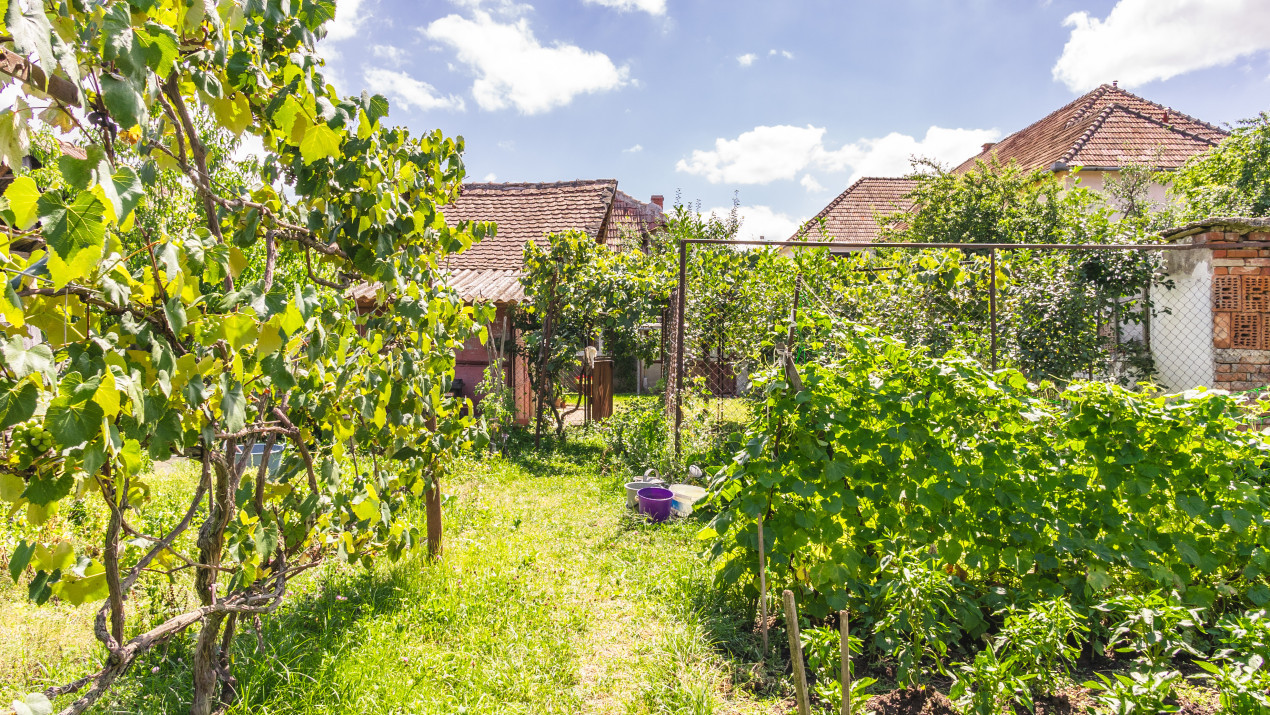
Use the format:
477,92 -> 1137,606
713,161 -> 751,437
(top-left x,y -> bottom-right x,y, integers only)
864,686 -> 958,715
1033,688 -> 1089,715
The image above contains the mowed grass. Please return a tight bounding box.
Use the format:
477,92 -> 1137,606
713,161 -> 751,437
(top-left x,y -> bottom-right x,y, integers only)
58,433 -> 782,714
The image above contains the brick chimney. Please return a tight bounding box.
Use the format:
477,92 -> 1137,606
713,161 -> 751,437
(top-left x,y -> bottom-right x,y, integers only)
650,195 -> 664,208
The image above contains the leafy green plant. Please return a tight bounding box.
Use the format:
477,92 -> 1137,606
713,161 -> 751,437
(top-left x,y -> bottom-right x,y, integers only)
1194,656 -> 1270,714
0,2 -> 489,712
1084,669 -> 1182,715
949,645 -> 1035,715
1173,111 -> 1270,219
872,551 -> 962,685
1097,593 -> 1206,669
1216,608 -> 1270,660
800,623 -> 877,714
996,597 -> 1088,691
708,327 -> 1270,625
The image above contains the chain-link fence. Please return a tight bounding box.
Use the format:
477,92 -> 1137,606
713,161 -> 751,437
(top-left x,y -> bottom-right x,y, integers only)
665,239 -> 1266,454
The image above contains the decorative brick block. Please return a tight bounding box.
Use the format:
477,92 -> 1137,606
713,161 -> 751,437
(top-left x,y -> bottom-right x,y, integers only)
1233,312 -> 1262,350
1214,312 -> 1232,348
1246,277 -> 1270,311
1215,276 -> 1242,310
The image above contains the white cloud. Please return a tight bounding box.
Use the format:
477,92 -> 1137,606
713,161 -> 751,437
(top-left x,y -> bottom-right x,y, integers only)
737,53 -> 758,67
371,44 -> 409,68
1052,0 -> 1270,91
424,11 -> 629,114
581,0 -> 666,15
800,174 -> 826,193
678,125 -> 827,184
483,172 -> 498,181
624,143 -> 644,153
362,67 -> 466,112
769,49 -> 794,59
704,205 -> 800,241
325,0 -> 371,41
676,124 -> 1000,185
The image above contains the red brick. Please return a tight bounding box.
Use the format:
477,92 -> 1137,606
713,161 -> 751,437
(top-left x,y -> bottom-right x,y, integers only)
1230,372 -> 1251,381
1249,231 -> 1270,242
1200,231 -> 1227,244
1215,267 -> 1229,275
1248,259 -> 1270,267
1228,249 -> 1258,258
1227,232 -> 1248,242
1213,249 -> 1228,258
1217,363 -> 1233,373
1232,266 -> 1262,275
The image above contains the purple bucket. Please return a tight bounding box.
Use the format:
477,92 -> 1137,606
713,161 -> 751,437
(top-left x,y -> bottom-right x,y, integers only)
637,487 -> 674,523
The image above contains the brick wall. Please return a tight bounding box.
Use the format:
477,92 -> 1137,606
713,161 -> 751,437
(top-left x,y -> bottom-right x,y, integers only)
1207,231 -> 1270,391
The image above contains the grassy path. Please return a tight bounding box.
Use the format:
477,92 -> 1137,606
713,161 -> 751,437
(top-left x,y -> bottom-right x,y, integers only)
96,437 -> 783,714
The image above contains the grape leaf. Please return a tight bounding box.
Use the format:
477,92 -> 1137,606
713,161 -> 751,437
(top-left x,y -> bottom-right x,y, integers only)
38,190 -> 106,288
7,0 -> 55,78
3,175 -> 40,230
0,379 -> 37,430
45,391 -> 104,447
100,74 -> 146,129
21,471 -> 73,506
2,337 -> 53,380
299,123 -> 340,164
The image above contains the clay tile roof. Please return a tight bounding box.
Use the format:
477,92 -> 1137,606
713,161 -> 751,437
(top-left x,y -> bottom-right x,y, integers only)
790,177 -> 916,243
445,268 -> 526,303
441,180 -> 618,271
954,84 -> 1226,173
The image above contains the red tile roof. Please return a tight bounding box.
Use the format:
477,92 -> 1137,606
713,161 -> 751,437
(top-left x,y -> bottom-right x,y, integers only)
790,177 -> 915,242
953,84 -> 1226,173
437,180 -> 663,303
441,180 -> 619,271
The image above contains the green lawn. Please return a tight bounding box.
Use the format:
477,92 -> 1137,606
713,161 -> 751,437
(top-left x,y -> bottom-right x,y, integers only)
16,433 -> 784,714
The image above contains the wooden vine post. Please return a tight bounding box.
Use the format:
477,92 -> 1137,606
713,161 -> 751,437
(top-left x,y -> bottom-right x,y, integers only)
757,516 -> 769,657
783,589 -> 812,715
840,609 -> 851,715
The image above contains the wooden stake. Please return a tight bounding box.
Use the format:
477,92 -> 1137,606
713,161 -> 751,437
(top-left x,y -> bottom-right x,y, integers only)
783,589 -> 811,715
757,516 -> 769,658
840,609 -> 850,715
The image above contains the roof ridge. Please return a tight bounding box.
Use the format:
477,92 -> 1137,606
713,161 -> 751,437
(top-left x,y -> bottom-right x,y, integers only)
1065,83 -> 1115,128
460,179 -> 619,191
1099,85 -> 1229,138
1059,103 -> 1118,166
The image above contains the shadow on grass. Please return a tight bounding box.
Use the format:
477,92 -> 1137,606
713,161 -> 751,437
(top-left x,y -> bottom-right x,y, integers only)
97,562 -> 418,714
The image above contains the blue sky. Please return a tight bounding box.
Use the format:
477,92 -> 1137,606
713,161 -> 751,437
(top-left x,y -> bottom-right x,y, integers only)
317,0 -> 1270,239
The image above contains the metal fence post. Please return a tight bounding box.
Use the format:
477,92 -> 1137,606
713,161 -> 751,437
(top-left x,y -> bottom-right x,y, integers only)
989,247 -> 998,371
674,238 -> 688,460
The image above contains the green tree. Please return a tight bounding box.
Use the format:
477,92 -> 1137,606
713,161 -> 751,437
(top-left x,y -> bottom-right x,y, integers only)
517,230 -> 671,443
883,158 -> 1114,245
0,2 -> 490,713
1172,112 -> 1270,219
